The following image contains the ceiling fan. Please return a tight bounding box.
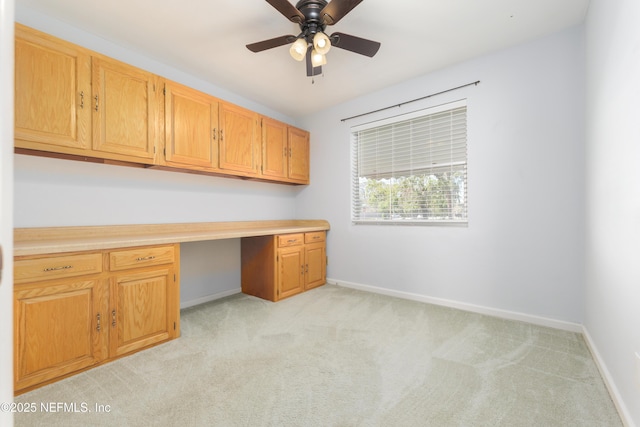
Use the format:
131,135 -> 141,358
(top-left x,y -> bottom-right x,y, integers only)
247,0 -> 381,77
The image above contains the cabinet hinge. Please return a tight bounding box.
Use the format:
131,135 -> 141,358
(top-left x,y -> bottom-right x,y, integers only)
174,322 -> 176,330
163,86 -> 166,96
174,274 -> 176,282
326,256 -> 329,266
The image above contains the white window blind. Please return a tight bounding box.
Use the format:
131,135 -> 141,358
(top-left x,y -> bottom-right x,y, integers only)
351,100 -> 468,224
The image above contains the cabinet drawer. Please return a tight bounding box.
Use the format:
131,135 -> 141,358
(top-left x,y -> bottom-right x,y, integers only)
109,245 -> 175,271
14,253 -> 103,284
304,232 -> 325,244
277,233 -> 304,247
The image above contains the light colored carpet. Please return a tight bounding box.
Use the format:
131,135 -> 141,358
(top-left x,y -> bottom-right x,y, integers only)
15,284 -> 622,426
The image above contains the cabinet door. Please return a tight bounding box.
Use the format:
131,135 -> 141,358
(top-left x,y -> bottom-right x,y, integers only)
92,56 -> 160,162
110,268 -> 176,357
277,246 -> 304,300
305,242 -> 326,290
14,24 -> 91,152
288,126 -> 310,183
165,81 -> 219,169
14,278 -> 106,392
219,102 -> 259,175
261,117 -> 288,179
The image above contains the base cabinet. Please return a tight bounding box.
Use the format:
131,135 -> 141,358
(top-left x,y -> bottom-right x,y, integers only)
110,268 -> 176,357
14,275 -> 106,392
13,244 -> 180,394
241,232 -> 326,302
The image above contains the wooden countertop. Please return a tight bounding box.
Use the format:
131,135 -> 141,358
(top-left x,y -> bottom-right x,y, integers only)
14,220 -> 330,257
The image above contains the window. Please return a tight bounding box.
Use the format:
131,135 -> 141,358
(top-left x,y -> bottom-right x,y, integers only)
351,100 -> 467,225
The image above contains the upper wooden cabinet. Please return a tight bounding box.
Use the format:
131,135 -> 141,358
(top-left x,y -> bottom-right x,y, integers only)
92,57 -> 162,162
219,102 -> 260,176
262,117 -> 288,180
261,118 -> 310,184
14,24 -> 311,185
15,24 -> 162,164
287,126 -> 310,184
164,80 -> 219,171
14,24 -> 92,153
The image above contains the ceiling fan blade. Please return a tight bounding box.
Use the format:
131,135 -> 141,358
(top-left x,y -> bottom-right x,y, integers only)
320,0 -> 364,25
246,35 -> 296,53
266,0 -> 305,24
306,49 -> 322,77
330,32 -> 381,57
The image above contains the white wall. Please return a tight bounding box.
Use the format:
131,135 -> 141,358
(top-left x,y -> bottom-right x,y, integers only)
14,154 -> 298,303
585,0 -> 640,424
13,7 -> 302,305
0,0 -> 14,424
297,26 -> 586,325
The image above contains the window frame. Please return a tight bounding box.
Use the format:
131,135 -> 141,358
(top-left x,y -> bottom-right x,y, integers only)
350,99 -> 468,226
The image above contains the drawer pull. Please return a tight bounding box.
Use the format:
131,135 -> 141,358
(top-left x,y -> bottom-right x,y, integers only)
43,265 -> 73,272
135,256 -> 156,262
287,239 -> 297,243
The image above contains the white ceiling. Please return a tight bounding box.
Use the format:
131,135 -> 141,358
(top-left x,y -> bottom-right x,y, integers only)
17,0 -> 589,119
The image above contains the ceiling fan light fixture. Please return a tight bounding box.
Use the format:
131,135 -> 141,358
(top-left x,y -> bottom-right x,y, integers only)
289,38 -> 308,61
313,31 -> 331,55
311,49 -> 327,67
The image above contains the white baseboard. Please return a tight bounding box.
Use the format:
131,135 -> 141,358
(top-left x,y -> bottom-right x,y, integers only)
180,288 -> 241,310
582,327 -> 635,427
328,278 -> 583,333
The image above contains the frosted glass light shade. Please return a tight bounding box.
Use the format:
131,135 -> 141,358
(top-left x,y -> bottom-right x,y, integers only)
289,38 -> 308,61
313,32 -> 331,55
311,49 -> 326,67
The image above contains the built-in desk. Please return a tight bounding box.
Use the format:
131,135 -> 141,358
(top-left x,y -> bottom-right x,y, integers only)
13,219 -> 330,394
14,219 -> 330,256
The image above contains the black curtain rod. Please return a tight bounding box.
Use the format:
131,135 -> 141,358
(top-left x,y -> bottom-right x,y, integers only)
340,80 -> 480,122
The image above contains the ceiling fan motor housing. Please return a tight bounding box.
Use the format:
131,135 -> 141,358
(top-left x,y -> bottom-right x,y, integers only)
296,0 -> 329,40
